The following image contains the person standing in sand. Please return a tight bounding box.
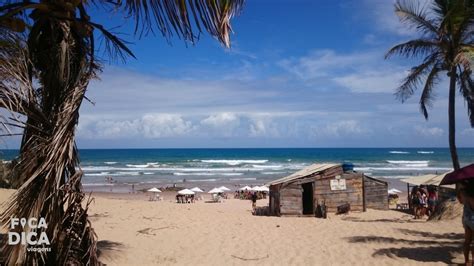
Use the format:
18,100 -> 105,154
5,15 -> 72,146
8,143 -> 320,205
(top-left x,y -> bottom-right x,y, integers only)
459,181 -> 474,266
251,192 -> 257,211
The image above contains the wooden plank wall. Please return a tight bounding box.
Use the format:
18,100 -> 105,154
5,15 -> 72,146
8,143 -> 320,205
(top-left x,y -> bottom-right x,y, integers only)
279,183 -> 303,216
314,172 -> 364,213
363,176 -> 388,210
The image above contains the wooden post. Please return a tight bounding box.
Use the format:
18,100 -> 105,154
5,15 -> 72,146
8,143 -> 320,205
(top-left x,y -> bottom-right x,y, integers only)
362,175 -> 366,212
407,183 -> 410,210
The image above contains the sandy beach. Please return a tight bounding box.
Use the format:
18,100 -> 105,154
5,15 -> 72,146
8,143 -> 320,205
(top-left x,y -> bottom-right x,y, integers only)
0,188 -> 465,265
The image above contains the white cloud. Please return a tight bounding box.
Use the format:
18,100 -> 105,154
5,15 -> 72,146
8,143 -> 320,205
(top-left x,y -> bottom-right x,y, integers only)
201,113 -> 239,127
200,113 -> 241,137
279,49 -> 405,94
78,114 -> 194,139
279,50 -> 376,80
333,70 -> 405,93
414,125 -> 444,137
461,128 -> 474,136
313,120 -> 369,138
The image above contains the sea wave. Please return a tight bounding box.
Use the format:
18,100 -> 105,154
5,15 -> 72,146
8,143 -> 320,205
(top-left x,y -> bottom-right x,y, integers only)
104,161 -> 118,165
188,179 -> 218,182
417,151 -> 434,154
83,183 -> 113,186
82,166 -> 260,172
173,172 -> 243,176
201,159 -> 268,166
355,166 -> 451,172
387,160 -> 429,164
252,164 -> 283,169
229,177 -> 257,181
389,151 -> 410,154
261,171 -> 286,175
126,162 -> 159,168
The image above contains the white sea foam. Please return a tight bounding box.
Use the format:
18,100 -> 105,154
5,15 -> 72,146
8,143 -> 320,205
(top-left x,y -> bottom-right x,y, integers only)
188,179 -> 217,182
262,171 -> 286,175
173,172 -> 243,176
387,160 -> 429,167
389,151 -> 410,154
355,166 -> 451,171
84,172 -> 113,177
201,159 -> 268,166
417,151 -> 434,154
126,162 -> 159,168
252,164 -> 283,169
104,161 -> 118,165
83,183 -> 113,186
229,177 -> 257,181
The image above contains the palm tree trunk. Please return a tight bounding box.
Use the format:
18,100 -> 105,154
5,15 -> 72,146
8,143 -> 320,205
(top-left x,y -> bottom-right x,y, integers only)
1,17 -> 99,265
448,69 -> 460,170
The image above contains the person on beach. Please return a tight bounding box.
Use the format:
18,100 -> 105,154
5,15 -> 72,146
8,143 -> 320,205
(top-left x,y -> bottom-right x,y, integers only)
411,186 -> 420,219
459,181 -> 474,266
251,192 -> 257,211
427,186 -> 437,216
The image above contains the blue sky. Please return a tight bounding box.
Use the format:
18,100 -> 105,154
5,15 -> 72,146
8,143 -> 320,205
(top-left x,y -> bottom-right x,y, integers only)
5,0 -> 474,149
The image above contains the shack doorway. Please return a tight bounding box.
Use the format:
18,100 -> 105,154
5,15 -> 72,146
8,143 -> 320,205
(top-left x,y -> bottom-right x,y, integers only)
302,182 -> 314,214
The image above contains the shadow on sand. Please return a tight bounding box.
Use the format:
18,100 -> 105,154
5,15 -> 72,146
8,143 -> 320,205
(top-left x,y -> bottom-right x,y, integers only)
346,228 -> 463,264
341,216 -> 417,224
97,240 -> 124,262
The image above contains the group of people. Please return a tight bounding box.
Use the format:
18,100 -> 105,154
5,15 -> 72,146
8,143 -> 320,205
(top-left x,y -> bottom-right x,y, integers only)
234,190 -> 266,200
459,181 -> 474,266
409,185 -> 438,219
176,194 -> 195,204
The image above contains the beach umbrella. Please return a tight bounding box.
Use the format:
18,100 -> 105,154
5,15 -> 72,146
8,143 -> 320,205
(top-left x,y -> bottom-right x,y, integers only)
147,187 -> 162,193
208,188 -> 224,194
251,186 -> 261,191
190,187 -> 204,193
218,186 -> 230,191
239,186 -> 252,191
440,163 -> 474,185
388,188 -> 402,195
259,186 -> 270,192
178,189 -> 195,195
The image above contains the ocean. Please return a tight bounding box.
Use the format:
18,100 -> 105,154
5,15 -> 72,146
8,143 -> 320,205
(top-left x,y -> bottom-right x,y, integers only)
1,148 -> 473,190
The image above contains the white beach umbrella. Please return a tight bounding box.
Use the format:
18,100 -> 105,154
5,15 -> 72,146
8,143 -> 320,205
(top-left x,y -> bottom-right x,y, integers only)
208,188 -> 224,194
251,186 -> 261,191
178,189 -> 195,195
147,187 -> 162,193
239,186 -> 252,191
388,188 -> 402,195
259,186 -> 270,192
190,187 -> 204,193
218,186 -> 231,191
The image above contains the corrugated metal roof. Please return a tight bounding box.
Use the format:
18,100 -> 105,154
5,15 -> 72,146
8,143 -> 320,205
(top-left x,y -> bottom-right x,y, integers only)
267,163 -> 340,186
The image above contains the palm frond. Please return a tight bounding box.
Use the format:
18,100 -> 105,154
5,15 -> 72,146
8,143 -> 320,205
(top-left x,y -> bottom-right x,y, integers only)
419,64 -> 441,119
459,69 -> 474,126
385,39 -> 439,59
395,53 -> 439,102
113,0 -> 245,47
394,0 -> 439,36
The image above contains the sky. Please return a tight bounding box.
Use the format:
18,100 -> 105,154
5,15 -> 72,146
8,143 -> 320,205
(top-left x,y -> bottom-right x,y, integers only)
4,0 -> 474,149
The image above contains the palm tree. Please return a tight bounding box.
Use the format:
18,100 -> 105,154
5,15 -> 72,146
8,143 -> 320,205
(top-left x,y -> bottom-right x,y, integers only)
0,1 -> 244,264
386,0 -> 474,170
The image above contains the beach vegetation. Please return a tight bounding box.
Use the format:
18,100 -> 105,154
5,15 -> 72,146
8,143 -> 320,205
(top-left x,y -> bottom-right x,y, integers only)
0,0 -> 244,264
386,0 -> 474,170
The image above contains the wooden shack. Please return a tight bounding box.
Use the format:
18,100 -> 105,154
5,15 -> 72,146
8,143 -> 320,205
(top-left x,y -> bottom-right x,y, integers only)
268,163 -> 388,216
